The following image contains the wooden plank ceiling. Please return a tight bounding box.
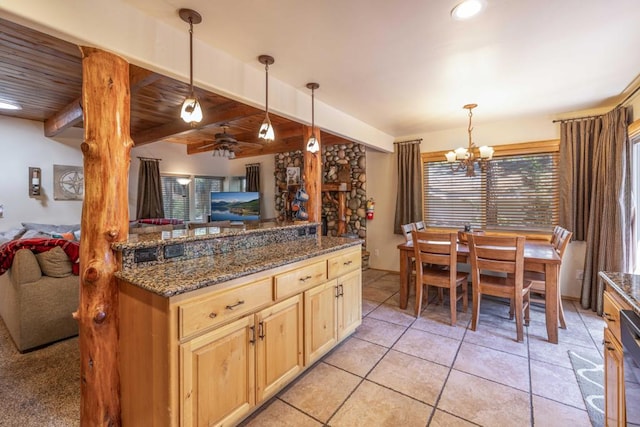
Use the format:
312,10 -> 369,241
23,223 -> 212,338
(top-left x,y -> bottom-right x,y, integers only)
0,17 -> 350,158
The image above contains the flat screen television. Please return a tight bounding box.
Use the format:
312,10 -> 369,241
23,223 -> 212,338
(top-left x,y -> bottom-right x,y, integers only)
210,192 -> 260,221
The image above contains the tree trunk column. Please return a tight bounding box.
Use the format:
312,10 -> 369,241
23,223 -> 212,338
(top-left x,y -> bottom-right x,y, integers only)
78,46 -> 132,427
302,125 -> 322,224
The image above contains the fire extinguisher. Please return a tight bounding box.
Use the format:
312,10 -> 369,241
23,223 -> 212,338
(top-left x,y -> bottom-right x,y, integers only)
366,198 -> 375,220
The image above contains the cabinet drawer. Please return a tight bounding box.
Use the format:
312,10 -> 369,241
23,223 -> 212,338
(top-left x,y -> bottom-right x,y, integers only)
603,291 -> 623,342
180,278 -> 272,339
274,260 -> 327,300
327,249 -> 361,279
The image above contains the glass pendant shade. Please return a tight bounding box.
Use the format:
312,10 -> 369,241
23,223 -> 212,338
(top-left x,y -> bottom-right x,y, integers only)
180,96 -> 203,124
307,135 -> 320,153
259,115 -> 275,141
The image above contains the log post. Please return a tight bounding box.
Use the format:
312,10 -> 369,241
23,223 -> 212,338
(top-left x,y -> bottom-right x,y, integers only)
78,46 -> 132,426
303,125 -> 322,225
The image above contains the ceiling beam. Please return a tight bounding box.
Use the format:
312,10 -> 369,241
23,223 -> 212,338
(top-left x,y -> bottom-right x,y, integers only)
43,65 -> 161,137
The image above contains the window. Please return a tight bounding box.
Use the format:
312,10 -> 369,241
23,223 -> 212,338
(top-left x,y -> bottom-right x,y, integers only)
193,176 -> 224,221
423,141 -> 559,232
161,175 -> 190,221
229,176 -> 247,192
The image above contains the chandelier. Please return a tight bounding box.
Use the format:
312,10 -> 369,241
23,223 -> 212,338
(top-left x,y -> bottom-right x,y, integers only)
445,103 -> 493,177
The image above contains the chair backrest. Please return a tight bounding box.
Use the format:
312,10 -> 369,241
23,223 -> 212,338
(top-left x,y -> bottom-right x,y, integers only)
553,227 -> 572,259
412,230 -> 458,282
187,220 -> 232,230
414,221 -> 426,231
549,225 -> 563,246
468,234 -> 526,290
401,223 -> 416,242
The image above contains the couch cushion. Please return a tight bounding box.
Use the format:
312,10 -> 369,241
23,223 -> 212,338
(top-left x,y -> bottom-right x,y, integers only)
12,249 -> 42,284
21,223 -> 81,234
36,247 -> 73,278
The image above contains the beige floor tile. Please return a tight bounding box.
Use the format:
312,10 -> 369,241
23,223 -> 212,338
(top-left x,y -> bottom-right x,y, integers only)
362,269 -> 389,282
367,302 -> 416,327
463,323 -> 529,357
527,317 -> 597,349
362,286 -> 396,303
411,313 -> 468,341
323,337 -> 387,377
529,336 -> 601,369
453,342 -> 530,392
366,276 -> 401,293
532,395 -> 591,426
393,328 -> 460,367
279,362 -> 361,423
367,349 -> 449,405
530,359 -> 586,409
353,317 -> 407,348
329,380 -> 432,427
241,399 -> 322,427
362,299 -> 380,316
438,370 -> 531,427
429,410 -> 476,426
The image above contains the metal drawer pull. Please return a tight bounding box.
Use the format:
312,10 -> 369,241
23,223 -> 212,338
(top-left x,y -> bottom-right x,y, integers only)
208,312 -> 217,319
603,312 -> 615,321
258,321 -> 265,340
343,260 -> 353,266
249,326 -> 256,344
226,300 -> 245,310
299,275 -> 312,282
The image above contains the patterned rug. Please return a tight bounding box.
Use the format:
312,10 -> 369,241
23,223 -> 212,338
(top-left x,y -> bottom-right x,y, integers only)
569,350 -> 604,427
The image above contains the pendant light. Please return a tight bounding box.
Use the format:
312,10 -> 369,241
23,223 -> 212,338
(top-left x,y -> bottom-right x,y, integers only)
258,55 -> 275,141
306,83 -> 320,153
179,8 -> 203,126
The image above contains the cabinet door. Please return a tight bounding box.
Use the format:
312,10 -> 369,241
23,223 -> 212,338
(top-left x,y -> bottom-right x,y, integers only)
256,294 -> 304,402
604,328 -> 625,427
304,280 -> 338,365
337,269 -> 362,341
181,316 -> 255,427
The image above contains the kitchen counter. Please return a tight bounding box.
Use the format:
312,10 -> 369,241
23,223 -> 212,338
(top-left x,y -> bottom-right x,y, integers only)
599,271 -> 640,315
115,236 -> 361,297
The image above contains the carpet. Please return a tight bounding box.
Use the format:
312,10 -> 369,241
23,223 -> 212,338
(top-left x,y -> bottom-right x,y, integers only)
569,350 -> 605,427
0,319 -> 79,426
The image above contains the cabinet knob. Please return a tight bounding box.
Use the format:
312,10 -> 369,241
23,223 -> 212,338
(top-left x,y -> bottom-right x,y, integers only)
208,312 -> 217,319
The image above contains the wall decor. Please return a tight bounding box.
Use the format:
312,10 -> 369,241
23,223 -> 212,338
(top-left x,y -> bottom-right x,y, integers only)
53,165 -> 84,200
286,166 -> 300,186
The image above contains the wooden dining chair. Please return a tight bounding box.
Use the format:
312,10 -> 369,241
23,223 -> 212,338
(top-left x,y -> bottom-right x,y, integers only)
401,223 -> 415,242
468,234 -> 531,342
412,230 -> 468,323
414,221 -> 426,232
524,227 -> 573,328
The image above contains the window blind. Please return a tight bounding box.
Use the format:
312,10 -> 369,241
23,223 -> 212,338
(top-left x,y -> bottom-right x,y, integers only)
194,176 -> 224,221
161,175 -> 190,221
424,152 -> 559,232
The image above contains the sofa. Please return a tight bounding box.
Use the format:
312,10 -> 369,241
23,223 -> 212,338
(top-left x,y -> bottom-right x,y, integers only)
0,224 -> 80,352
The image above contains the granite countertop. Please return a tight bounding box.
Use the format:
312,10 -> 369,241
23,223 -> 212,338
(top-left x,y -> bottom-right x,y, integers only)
115,236 -> 361,298
599,271 -> 640,315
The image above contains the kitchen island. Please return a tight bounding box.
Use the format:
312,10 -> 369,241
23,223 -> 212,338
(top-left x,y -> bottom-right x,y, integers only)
113,223 -> 363,426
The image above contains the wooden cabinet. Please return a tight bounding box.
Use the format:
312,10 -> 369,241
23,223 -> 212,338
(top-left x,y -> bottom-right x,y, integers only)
604,327 -> 625,427
305,255 -> 362,365
181,316 -> 256,427
255,295 -> 303,402
119,245 -> 362,427
603,286 -> 631,427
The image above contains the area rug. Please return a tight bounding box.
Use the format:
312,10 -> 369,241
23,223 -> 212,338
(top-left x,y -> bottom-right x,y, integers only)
568,350 -> 604,427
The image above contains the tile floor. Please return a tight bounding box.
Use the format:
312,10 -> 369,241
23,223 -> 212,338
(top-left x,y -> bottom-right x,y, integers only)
240,269 -> 605,427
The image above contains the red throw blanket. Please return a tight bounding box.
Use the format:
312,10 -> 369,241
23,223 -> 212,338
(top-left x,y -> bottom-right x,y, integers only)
0,238 -> 80,275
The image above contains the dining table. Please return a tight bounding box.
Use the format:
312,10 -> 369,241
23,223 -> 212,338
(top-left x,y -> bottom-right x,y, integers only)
397,239 -> 562,344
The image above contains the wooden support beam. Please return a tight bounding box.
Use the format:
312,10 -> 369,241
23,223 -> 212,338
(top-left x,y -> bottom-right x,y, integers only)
303,125 -> 322,224
78,46 -> 133,426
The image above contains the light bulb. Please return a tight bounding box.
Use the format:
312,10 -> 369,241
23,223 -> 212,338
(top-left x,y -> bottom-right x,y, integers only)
181,97 -> 203,124
258,116 -> 275,141
306,136 -> 320,153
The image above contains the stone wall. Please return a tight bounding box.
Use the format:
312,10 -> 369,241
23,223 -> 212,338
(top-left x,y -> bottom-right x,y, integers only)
274,143 -> 367,239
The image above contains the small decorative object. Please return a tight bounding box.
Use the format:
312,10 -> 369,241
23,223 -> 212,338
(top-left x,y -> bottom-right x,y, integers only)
53,165 -> 84,200
286,167 -> 300,186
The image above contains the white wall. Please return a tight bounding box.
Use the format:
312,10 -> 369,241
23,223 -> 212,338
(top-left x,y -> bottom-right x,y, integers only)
0,116 -> 83,229
366,114 -> 587,299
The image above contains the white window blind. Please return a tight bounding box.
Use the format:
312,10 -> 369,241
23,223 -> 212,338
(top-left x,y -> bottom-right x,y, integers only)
424,152 -> 559,232
194,176 -> 224,221
161,175 -> 190,221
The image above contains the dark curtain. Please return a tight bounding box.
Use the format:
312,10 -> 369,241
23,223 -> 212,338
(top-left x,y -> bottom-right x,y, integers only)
136,159 -> 164,219
246,164 -> 260,192
394,141 -> 423,234
559,107 -> 632,313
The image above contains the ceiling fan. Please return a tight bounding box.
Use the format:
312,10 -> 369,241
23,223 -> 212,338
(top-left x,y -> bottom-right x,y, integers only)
197,126 -> 261,158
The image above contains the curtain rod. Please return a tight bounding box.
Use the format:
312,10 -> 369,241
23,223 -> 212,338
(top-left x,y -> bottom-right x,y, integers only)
553,85 -> 640,123
137,156 -> 162,161
394,138 -> 423,145
245,163 -> 261,167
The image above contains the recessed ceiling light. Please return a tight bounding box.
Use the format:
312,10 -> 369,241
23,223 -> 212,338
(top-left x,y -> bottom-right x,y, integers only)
0,99 -> 22,110
451,0 -> 486,20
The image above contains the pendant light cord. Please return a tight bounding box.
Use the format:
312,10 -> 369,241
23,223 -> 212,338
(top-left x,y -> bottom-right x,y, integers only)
188,17 -> 194,96
264,62 -> 269,115
311,87 -> 315,137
